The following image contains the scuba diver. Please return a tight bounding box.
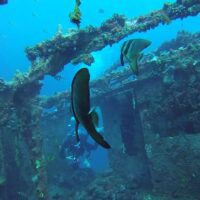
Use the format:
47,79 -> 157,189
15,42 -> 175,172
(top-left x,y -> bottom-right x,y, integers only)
60,117 -> 98,168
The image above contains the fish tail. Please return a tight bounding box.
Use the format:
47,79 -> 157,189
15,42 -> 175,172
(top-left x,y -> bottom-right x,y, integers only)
87,124 -> 111,149
92,129 -> 111,149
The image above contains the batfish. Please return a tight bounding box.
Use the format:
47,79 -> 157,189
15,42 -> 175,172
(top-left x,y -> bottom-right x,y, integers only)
71,68 -> 111,149
120,39 -> 151,75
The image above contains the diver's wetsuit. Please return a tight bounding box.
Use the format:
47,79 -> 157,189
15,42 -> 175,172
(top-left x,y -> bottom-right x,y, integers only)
60,133 -> 98,160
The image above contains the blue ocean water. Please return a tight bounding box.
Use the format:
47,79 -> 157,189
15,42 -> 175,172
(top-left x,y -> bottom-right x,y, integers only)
0,0 -> 200,174
1,0 -> 199,95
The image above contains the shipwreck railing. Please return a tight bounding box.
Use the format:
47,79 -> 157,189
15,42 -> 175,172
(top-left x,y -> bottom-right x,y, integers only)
39,31 -> 200,112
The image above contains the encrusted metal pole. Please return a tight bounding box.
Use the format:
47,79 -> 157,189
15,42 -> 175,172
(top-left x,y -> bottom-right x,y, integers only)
0,133 -> 6,199
23,0 -> 200,81
15,99 -> 48,200
30,104 -> 48,200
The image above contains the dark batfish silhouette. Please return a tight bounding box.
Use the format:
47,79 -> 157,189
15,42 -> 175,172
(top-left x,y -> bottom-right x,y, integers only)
71,68 -> 111,149
0,0 -> 7,5
120,39 -> 151,75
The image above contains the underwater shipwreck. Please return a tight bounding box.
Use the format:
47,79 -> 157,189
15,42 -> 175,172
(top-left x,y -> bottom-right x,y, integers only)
0,0 -> 200,199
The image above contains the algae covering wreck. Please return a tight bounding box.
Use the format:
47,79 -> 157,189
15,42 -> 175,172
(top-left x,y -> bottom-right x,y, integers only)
0,0 -> 200,199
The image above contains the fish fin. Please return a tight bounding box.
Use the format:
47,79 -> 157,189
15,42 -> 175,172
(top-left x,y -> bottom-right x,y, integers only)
130,55 -> 139,75
75,121 -> 80,142
120,52 -> 124,66
100,139 -> 111,149
88,109 -> 111,149
89,107 -> 99,127
92,131 -> 111,149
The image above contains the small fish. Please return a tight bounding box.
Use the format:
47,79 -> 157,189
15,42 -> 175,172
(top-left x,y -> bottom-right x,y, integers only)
71,68 -> 111,149
98,8 -> 105,14
69,3 -> 81,28
120,39 -> 151,75
32,12 -> 38,17
0,0 -> 7,5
